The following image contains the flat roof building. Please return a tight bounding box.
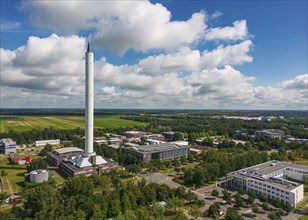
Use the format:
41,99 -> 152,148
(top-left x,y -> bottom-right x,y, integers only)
223,160 -> 307,207
0,138 -> 16,154
33,139 -> 60,147
46,147 -> 118,177
123,143 -> 189,162
256,129 -> 285,139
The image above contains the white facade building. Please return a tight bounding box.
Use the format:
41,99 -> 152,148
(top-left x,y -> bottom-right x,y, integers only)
33,139 -> 60,147
225,160 -> 307,207
0,138 -> 16,154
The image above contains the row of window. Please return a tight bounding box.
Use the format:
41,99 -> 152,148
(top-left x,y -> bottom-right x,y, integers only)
249,188 -> 290,203
248,182 -> 290,195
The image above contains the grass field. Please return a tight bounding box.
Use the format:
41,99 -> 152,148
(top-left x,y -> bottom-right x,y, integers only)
294,157 -> 308,166
0,115 -> 148,133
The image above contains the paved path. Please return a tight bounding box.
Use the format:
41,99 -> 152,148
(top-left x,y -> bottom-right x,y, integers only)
6,179 -> 13,195
138,172 -> 216,205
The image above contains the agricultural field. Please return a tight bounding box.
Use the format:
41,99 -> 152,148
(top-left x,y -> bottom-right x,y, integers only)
0,115 -> 148,133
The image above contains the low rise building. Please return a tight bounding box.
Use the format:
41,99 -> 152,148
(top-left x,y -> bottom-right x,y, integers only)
46,147 -> 84,166
47,147 -> 118,177
0,138 -> 16,154
256,129 -> 285,139
33,139 -> 60,147
145,139 -> 165,145
224,160 -> 307,207
123,143 -> 189,162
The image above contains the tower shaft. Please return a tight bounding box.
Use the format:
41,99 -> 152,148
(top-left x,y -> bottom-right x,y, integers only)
85,46 -> 94,155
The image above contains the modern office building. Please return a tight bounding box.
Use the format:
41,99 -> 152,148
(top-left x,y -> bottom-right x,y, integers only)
123,143 -> 189,162
224,160 -> 307,207
0,138 -> 16,154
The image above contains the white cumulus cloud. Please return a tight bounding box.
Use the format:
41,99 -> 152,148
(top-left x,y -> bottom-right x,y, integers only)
205,20 -> 248,41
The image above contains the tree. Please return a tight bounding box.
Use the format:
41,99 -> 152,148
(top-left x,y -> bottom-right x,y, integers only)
90,205 -> 106,220
247,196 -> 255,205
175,186 -> 186,199
26,158 -> 48,172
271,198 -> 281,208
166,197 -> 184,213
222,189 -> 231,203
208,203 -> 221,219
40,144 -> 53,156
262,202 -> 270,211
235,193 -> 244,208
189,205 -> 202,219
149,203 -> 164,219
0,192 -> 10,207
224,208 -> 244,220
252,204 -> 260,214
24,184 -> 59,219
1,169 -> 8,176
277,208 -> 286,217
237,188 -> 244,195
268,212 -> 279,220
211,189 -> 219,197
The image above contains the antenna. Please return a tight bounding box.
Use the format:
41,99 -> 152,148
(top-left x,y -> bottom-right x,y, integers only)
87,41 -> 91,52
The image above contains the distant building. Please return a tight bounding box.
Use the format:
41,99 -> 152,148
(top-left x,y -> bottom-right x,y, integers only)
285,137 -> 308,144
256,129 -> 285,139
141,134 -> 165,141
145,139 -> 165,145
33,139 -> 60,147
223,160 -> 307,207
123,143 -> 189,162
123,131 -> 146,138
107,138 -> 123,146
0,138 -> 16,154
161,132 -> 175,139
189,148 -> 202,155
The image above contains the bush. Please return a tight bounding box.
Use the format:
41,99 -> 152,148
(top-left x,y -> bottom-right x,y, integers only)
211,189 -> 219,197
238,188 -> 245,195
1,169 -> 8,176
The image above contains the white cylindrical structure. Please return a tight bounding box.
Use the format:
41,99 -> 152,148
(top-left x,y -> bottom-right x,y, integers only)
85,43 -> 94,155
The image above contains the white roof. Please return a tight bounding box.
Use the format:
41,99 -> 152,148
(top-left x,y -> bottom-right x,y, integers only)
171,141 -> 189,146
75,155 -> 107,168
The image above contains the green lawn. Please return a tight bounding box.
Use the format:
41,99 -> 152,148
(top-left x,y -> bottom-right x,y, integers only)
298,215 -> 308,220
1,169 -> 26,193
0,115 -> 148,133
158,162 -> 199,174
294,157 -> 308,166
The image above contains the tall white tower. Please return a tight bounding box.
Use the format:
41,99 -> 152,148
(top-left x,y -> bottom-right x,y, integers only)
75,42 -> 107,168
85,42 -> 94,155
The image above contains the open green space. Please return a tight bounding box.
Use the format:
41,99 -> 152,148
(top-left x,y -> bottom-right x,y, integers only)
294,157 -> 308,166
158,162 -> 199,174
0,115 -> 148,133
1,169 -> 26,193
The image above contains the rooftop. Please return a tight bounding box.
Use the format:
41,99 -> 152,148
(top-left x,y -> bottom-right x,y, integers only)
124,143 -> 188,153
0,138 -> 16,144
54,147 -> 84,155
229,160 -> 307,190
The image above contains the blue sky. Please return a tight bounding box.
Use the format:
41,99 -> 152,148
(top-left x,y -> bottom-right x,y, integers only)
0,0 -> 307,109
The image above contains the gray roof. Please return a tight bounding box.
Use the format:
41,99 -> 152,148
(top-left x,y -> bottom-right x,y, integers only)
54,147 -> 83,154
124,143 -> 188,153
229,160 -> 307,190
